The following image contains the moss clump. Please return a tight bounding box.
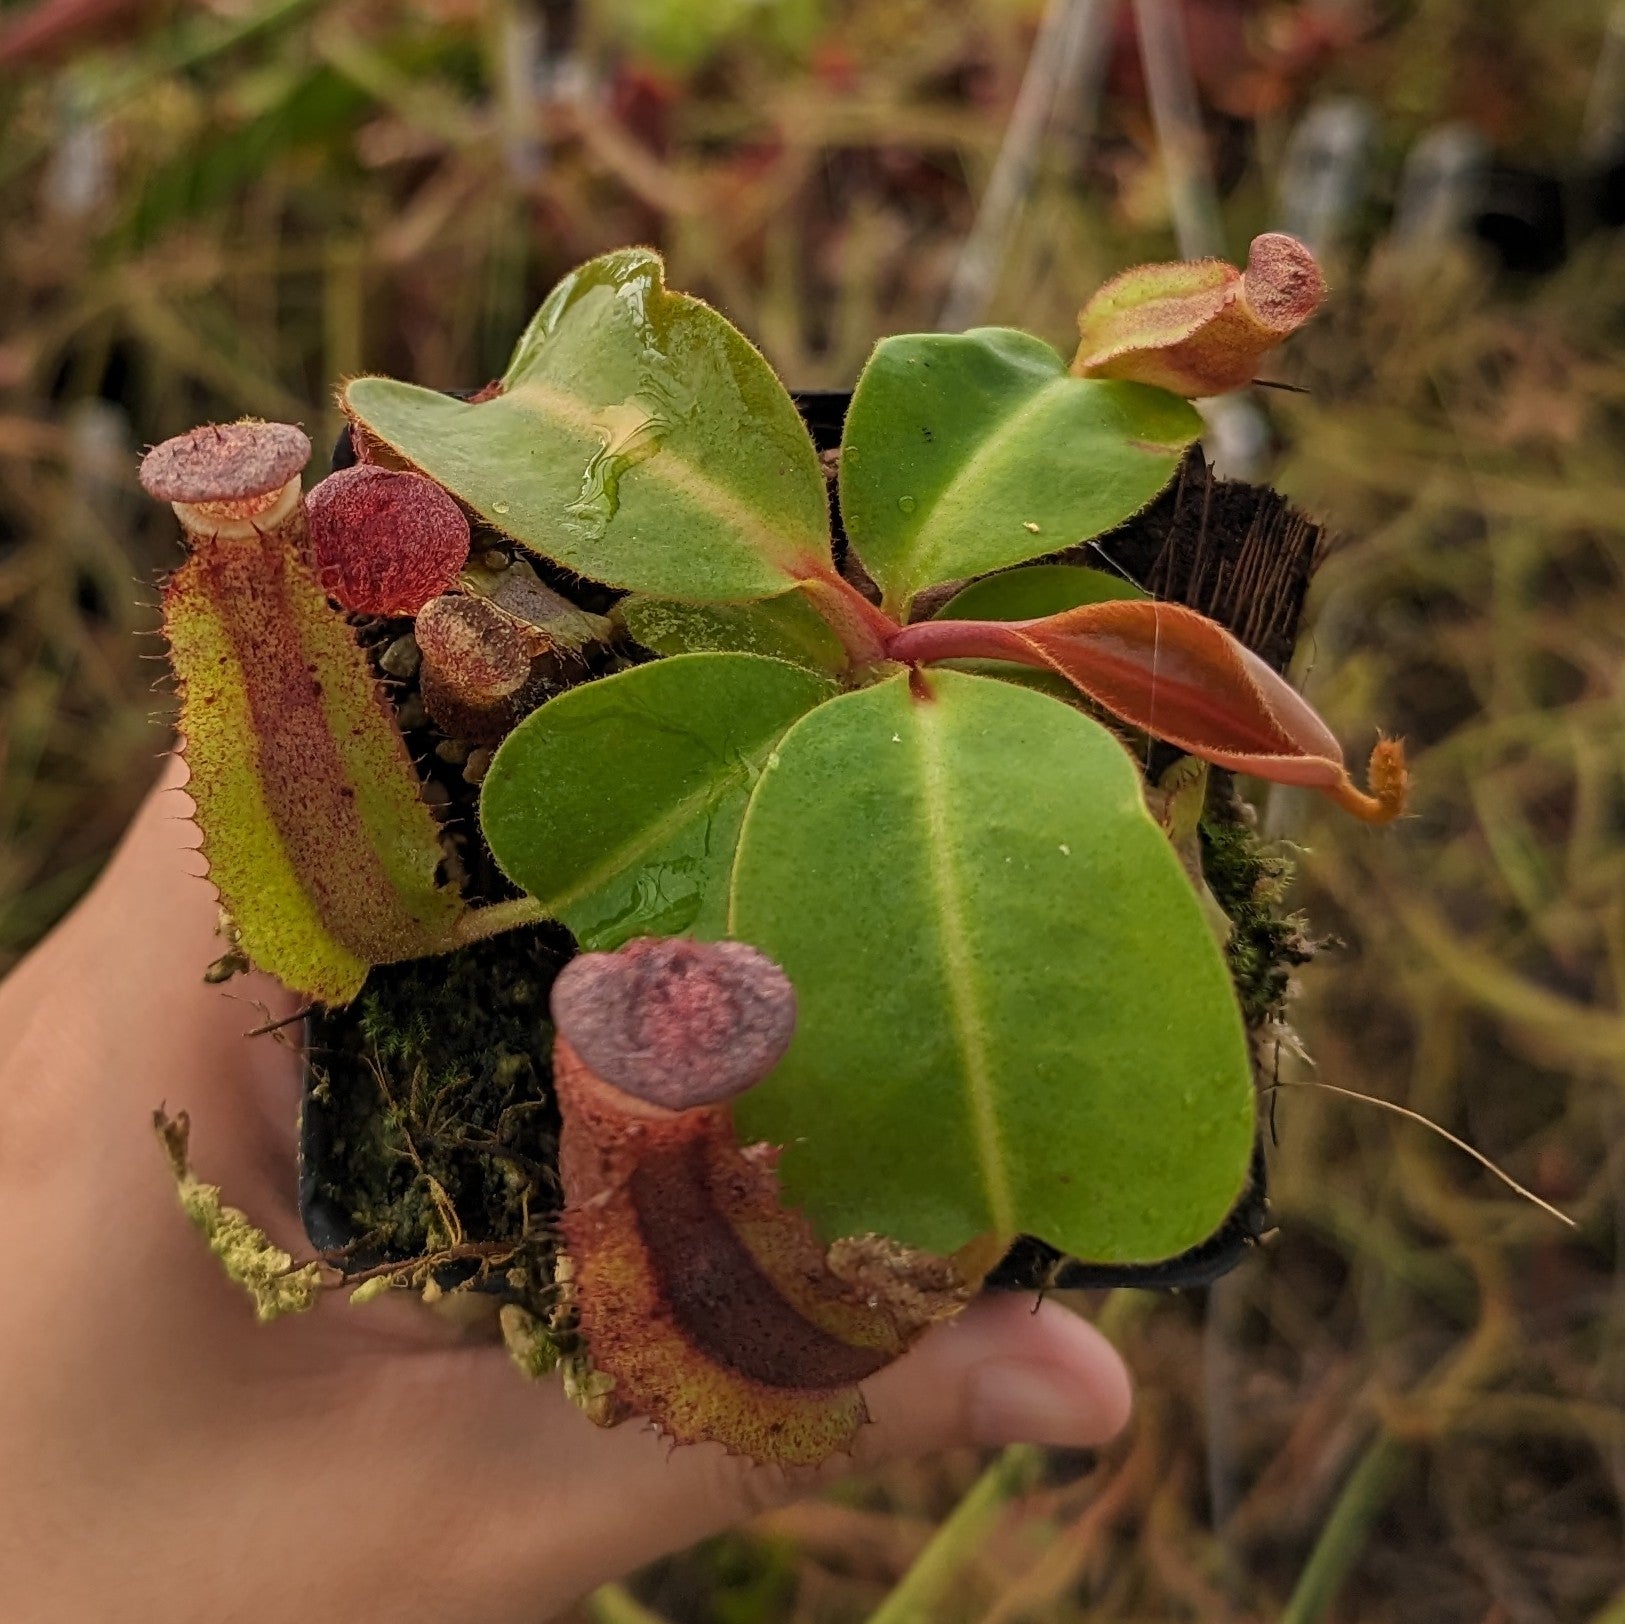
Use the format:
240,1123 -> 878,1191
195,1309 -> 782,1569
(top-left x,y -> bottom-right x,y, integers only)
498,1303 -> 562,1378
1199,788 -> 1317,1031
155,1109 -> 324,1320
302,924 -> 573,1309
499,1290 -> 623,1426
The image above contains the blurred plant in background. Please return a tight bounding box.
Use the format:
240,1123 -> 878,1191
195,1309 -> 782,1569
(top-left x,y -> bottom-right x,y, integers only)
3,0 -> 1624,1618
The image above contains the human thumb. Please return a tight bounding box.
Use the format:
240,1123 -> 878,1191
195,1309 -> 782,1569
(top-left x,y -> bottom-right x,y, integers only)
844,1291 -> 1133,1466
525,1291 -> 1133,1598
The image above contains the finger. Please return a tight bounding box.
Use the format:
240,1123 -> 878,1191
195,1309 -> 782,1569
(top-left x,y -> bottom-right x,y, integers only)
851,1290 -> 1133,1459
5,753 -> 213,991
0,752 -> 303,1226
450,1294 -> 1131,1619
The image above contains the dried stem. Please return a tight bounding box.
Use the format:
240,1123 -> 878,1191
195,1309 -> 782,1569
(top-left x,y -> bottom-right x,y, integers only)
1269,1079 -> 1577,1230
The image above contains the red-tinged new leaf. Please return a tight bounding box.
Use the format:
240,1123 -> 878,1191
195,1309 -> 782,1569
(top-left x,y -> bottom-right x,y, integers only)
1073,233 -> 1326,396
888,600 -> 1406,823
551,939 -> 969,1464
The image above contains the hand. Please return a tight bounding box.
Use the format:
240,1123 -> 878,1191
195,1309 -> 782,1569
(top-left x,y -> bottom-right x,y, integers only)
0,759 -> 1132,1624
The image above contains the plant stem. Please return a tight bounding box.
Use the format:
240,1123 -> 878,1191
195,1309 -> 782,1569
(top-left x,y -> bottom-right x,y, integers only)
449,894 -> 551,945
938,0 -> 1112,332
1278,1430 -> 1412,1624
586,1582 -> 672,1624
1130,0 -> 1224,261
885,617 -> 1034,668
798,568 -> 898,667
865,1444 -> 1045,1624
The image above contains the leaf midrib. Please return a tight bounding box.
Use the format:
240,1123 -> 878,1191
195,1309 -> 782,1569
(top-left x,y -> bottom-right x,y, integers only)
912,693 -> 1018,1239
503,374 -> 824,573
542,709 -> 808,917
886,371 -> 1073,599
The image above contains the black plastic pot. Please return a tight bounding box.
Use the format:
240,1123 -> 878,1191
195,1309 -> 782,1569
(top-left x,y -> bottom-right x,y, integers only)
300,389 -> 1269,1295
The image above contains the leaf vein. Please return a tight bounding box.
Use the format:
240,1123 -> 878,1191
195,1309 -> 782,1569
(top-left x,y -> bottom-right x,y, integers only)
913,700 -> 1017,1239
508,377 -> 819,572
543,720 -> 798,916
898,374 -> 1070,593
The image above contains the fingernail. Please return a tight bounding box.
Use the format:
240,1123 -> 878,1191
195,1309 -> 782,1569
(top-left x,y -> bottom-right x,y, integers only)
968,1360 -> 1121,1447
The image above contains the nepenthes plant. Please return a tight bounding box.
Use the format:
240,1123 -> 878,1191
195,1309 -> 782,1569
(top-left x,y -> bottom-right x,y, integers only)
141,233 -> 1405,1465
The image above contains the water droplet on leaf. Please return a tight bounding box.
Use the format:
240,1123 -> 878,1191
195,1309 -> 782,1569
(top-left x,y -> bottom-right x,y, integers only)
582,861 -> 704,950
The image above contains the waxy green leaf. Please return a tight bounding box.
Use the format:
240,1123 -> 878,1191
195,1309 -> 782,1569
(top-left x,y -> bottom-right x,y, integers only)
729,669 -> 1255,1263
480,652 -> 834,950
839,328 -> 1202,614
619,588 -> 850,675
344,249 -> 833,603
934,562 -> 1145,622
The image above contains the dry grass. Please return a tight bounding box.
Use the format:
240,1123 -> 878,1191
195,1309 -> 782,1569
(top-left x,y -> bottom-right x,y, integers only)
2,2 -> 1621,1619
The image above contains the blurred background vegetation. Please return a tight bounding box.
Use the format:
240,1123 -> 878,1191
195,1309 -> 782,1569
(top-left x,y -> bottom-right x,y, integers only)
3,0 -> 1624,1619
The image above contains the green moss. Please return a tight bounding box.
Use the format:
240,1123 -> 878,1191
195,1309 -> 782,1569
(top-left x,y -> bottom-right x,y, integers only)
1199,790 -> 1317,1030
499,1302 -> 562,1378
154,1110 -> 324,1321
303,925 -> 571,1310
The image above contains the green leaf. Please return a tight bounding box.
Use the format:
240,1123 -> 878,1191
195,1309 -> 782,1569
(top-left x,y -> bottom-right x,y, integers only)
131,67 -> 368,248
728,669 -> 1254,1263
344,249 -> 833,603
927,661 -> 1081,705
935,563 -> 1146,621
602,0 -> 824,71
839,329 -> 1201,614
480,653 -> 834,950
618,588 -> 849,675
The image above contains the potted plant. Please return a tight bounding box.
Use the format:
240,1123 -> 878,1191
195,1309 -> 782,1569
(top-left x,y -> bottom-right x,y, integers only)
140,234 -> 1404,1466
